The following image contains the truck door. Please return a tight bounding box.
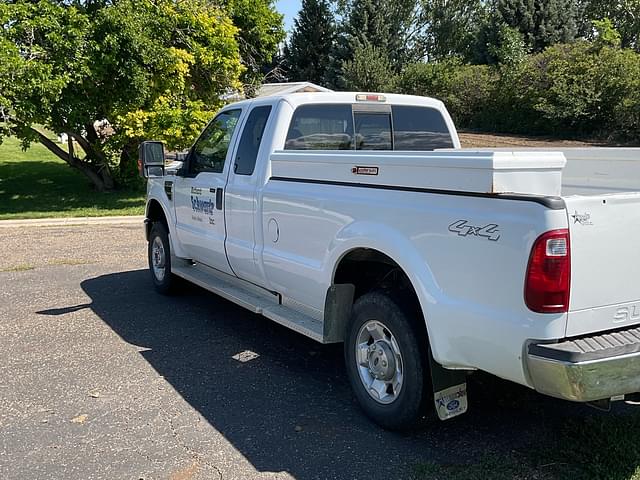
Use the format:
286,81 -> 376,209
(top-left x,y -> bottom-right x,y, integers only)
225,104 -> 273,285
173,108 -> 242,274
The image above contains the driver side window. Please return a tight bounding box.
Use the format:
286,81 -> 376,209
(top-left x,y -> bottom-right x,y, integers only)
191,109 -> 241,174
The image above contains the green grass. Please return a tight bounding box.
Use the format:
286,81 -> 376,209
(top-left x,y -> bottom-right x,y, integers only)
0,136 -> 145,220
413,414 -> 640,480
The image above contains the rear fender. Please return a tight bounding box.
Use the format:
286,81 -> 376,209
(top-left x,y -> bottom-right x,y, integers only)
325,221 -> 456,366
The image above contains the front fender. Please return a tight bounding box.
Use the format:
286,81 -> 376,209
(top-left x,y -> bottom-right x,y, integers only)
145,183 -> 188,259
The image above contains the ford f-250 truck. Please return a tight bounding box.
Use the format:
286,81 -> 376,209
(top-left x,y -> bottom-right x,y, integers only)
139,92 -> 640,430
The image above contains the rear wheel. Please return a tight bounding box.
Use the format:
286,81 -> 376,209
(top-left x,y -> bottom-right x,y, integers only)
148,222 -> 177,294
345,291 -> 430,430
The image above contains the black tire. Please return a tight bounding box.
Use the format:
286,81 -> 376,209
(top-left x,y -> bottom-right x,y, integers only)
344,291 -> 430,431
148,222 -> 177,295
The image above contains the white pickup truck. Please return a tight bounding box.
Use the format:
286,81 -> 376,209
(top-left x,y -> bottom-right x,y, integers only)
139,92 -> 640,430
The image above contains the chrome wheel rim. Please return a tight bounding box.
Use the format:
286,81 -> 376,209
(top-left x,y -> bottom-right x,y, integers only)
151,236 -> 166,282
355,320 -> 404,405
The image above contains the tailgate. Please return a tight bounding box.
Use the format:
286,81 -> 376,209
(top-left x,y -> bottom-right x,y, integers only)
565,193 -> 640,336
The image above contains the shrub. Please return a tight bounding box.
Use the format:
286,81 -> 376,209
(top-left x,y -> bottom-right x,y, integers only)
511,42 -> 640,138
398,43 -> 640,142
398,60 -> 497,128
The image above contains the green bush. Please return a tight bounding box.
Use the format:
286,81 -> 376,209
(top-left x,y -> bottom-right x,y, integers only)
399,42 -> 640,142
398,60 -> 497,128
510,42 -> 640,137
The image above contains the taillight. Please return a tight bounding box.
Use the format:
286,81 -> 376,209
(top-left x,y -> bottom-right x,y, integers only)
524,229 -> 570,313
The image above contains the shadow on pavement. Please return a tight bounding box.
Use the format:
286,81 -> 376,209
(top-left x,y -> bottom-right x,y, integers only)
79,269 -> 638,480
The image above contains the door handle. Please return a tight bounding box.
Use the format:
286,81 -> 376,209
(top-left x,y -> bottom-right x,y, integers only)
216,188 -> 223,210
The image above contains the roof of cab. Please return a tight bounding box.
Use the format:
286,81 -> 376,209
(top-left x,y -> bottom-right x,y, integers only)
228,92 -> 446,111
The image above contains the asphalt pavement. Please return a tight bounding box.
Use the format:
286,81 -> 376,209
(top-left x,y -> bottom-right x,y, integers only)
0,223 -> 632,480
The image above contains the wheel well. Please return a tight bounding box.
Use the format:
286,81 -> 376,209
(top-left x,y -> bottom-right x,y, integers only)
334,249 -> 419,306
333,248 -> 427,346
145,199 -> 168,240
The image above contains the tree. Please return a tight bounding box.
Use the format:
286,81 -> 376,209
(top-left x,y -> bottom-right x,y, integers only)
497,0 -> 580,52
326,0 -> 417,88
223,0 -> 286,93
488,25 -> 528,66
592,18 -> 622,48
581,0 -> 639,51
414,0 -> 489,62
0,0 -> 244,191
342,44 -> 398,91
285,0 -> 335,84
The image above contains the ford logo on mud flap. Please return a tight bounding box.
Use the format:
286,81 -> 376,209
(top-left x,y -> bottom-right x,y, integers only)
446,399 -> 460,411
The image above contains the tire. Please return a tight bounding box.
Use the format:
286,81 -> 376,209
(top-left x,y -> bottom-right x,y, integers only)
148,222 -> 177,295
344,291 -> 430,431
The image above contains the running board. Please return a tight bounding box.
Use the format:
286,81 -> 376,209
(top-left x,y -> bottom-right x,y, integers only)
171,263 -> 325,343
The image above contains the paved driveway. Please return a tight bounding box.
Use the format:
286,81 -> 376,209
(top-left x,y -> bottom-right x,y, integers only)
0,223 -> 632,480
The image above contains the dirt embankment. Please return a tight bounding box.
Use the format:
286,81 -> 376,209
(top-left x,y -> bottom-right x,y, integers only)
458,131 -> 617,149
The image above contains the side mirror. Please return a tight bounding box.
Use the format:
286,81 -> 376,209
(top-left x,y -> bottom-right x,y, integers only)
138,141 -> 165,178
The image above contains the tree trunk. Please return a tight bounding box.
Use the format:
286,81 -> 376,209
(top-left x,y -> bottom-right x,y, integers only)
118,139 -> 139,179
27,127 -> 114,192
69,130 -> 115,190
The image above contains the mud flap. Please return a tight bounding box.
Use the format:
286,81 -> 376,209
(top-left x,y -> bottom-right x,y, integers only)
323,284 -> 355,343
429,353 -> 468,421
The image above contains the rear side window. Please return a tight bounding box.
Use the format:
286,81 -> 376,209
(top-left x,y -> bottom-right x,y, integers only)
285,104 -> 354,150
392,105 -> 453,150
235,105 -> 272,175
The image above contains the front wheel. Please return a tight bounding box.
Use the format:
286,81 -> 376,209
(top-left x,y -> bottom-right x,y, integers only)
345,291 -> 430,430
148,222 -> 177,295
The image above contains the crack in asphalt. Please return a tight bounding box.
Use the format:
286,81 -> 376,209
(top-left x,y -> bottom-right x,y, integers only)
167,410 -> 224,480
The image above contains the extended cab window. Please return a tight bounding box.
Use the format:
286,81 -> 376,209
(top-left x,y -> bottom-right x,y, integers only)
285,104 -> 354,150
235,105 -> 272,176
191,109 -> 241,174
392,105 -> 453,150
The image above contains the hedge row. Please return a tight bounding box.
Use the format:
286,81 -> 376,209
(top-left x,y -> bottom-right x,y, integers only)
398,42 -> 640,141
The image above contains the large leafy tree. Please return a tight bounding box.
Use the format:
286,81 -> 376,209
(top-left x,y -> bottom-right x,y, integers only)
223,0 -> 285,92
0,0 -> 246,191
581,0 -> 640,51
285,0 -> 335,85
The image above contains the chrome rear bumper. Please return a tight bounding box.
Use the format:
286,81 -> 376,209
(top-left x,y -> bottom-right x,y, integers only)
526,326 -> 640,402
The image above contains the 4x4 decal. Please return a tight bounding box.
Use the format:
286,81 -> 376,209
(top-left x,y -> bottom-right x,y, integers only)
448,220 -> 501,242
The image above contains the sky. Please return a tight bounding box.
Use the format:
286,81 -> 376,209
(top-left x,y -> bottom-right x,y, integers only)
275,0 -> 302,35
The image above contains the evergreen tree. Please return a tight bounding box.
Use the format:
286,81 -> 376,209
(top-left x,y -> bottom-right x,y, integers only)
497,0 -> 579,52
325,0 -> 416,89
285,0 -> 336,84
417,0 -> 489,61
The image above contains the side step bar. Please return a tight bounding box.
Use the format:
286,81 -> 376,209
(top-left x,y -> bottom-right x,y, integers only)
172,262 -> 325,343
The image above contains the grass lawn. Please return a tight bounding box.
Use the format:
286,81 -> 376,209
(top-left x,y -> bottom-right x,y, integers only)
0,136 -> 145,220
413,411 -> 640,480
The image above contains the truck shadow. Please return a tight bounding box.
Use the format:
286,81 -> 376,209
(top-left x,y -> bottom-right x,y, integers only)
78,269 -> 640,480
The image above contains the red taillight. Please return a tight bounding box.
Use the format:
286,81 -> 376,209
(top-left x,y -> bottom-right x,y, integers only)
524,229 -> 570,313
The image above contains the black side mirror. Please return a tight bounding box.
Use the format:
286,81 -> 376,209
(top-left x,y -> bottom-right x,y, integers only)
138,141 -> 165,178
